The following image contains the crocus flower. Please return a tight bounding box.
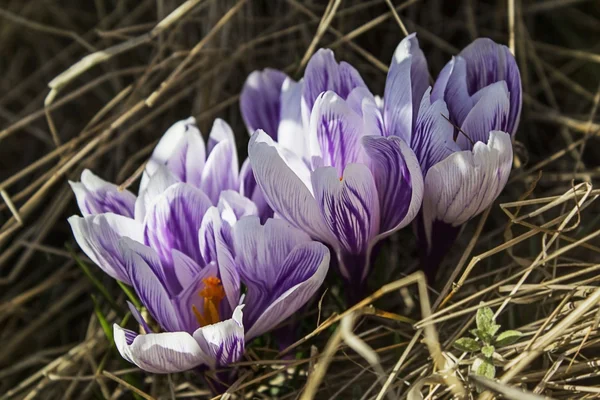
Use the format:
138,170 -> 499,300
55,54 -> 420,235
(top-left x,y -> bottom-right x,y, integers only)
245,49 -> 424,295
113,214 -> 329,373
380,36 -> 521,272
68,117 -> 273,283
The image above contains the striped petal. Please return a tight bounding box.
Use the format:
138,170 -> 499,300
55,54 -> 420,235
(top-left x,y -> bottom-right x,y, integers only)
70,169 -> 136,218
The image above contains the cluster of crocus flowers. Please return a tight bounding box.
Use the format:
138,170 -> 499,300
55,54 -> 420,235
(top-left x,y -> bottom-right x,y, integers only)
68,118 -> 329,373
241,34 -> 521,284
69,33 -> 521,376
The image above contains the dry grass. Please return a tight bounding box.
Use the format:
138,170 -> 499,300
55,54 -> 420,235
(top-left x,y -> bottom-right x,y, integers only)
1,0 -> 600,399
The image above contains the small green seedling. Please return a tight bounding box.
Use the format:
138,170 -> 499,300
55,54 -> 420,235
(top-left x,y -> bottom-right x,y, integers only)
453,305 -> 522,383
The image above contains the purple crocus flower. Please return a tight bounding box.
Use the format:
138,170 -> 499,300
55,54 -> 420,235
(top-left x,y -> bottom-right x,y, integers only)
381,35 -> 521,273
244,49 -> 424,295
68,117 -> 272,283
113,213 -> 329,373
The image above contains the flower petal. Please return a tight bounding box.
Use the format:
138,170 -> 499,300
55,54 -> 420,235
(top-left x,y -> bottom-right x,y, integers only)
140,117 -> 204,191
114,325 -> 208,373
143,183 -> 212,267
120,239 -> 180,332
309,91 -> 367,176
245,242 -> 329,340
240,68 -> 288,139
422,131 -> 513,247
201,119 -> 239,204
362,136 -> 424,236
411,88 -> 459,172
248,130 -> 334,243
383,33 -> 429,141
310,164 -> 380,279
68,213 -> 142,284
278,77 -> 309,160
459,81 -> 510,149
70,169 -> 136,218
239,159 -> 273,222
302,49 -> 367,125
431,57 -> 472,126
192,305 -> 245,368
135,166 -> 180,222
172,250 -> 203,291
458,38 -> 522,135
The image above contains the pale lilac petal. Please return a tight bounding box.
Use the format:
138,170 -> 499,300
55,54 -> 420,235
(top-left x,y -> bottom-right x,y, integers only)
143,183 -> 212,267
302,49 -> 367,124
201,119 -> 239,204
70,169 -> 136,218
362,136 -> 424,236
233,217 -> 312,290
140,117 -> 203,192
309,91 -> 367,176
200,207 -> 240,311
192,305 -> 245,368
423,131 -> 513,248
217,190 -> 258,225
311,164 -> 380,279
173,262 -> 222,333
172,250 -> 203,291
383,33 -> 429,141
278,78 -> 308,161
120,240 -> 180,332
245,242 -> 329,340
135,166 -> 180,222
120,237 -> 181,297
239,159 -> 272,222
411,88 -> 459,172
240,68 -> 288,138
114,325 -> 208,373
431,57 -> 472,126
459,38 -> 522,134
68,213 -> 142,284
458,81 -> 510,149
248,130 -> 334,243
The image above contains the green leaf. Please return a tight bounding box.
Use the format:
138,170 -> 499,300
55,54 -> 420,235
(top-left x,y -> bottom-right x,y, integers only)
470,328 -> 493,344
453,337 -> 481,352
472,357 -> 495,379
92,295 -> 114,345
481,345 -> 495,358
476,306 -> 496,333
489,323 -> 501,337
495,330 -> 523,347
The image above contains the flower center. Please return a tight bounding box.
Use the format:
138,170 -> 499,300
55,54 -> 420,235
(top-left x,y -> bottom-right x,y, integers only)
192,276 -> 225,327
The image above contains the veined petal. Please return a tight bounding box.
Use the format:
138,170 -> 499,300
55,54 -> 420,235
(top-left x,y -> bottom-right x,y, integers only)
70,169 -> 136,218
201,119 -> 239,204
239,159 -> 272,222
217,190 -> 258,225
68,213 -> 142,284
120,240 -> 180,332
240,68 -> 288,139
411,88 -> 459,172
135,166 -> 180,222
362,136 -> 424,236
114,325 -> 208,373
172,250 -> 203,291
302,49 -> 367,125
143,183 -> 212,267
192,305 -> 245,368
311,164 -> 380,277
459,38 -> 522,135
245,242 -> 329,340
432,57 -> 472,126
459,81 -> 510,149
383,33 -> 429,141
278,78 -> 309,161
248,130 -> 334,243
140,117 -> 204,192
309,91 -> 367,176
423,131 -> 513,247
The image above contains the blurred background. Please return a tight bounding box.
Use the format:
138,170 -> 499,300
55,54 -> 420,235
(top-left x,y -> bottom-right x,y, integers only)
1,0 -> 600,398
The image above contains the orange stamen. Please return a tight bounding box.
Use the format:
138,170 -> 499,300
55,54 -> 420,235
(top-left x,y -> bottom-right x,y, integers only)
192,276 -> 225,327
